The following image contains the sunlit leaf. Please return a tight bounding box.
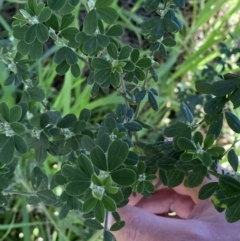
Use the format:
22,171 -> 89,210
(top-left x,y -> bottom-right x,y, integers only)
36,23 -> 49,43
107,42 -> 118,60
136,58 -> 152,68
67,196 -> 80,210
90,145 -> 108,171
228,149 -> 239,172
151,19 -> 164,39
207,113 -> 223,139
203,134 -> 215,150
204,97 -> 226,114
202,152 -> 212,167
143,0 -> 161,12
83,36 -> 97,54
180,102 -> 194,124
57,114 -> 77,128
96,7 -> 118,24
95,0 -> 113,8
177,137 -> 196,151
162,37 -> 177,47
9,105 -> 22,123
199,182 -> 218,200
84,219 -> 103,230
31,166 -> 43,191
48,0 -> 67,11
11,123 -> 26,135
60,13 -> 74,30
107,140 -> 128,171
111,168 -> 136,186
148,91 -> 159,111
24,24 -> 37,44
102,195 -> 116,211
110,221 -> 125,231
225,112 -> 240,133
0,137 -> 15,164
83,9 -> 98,35
95,200 -> 105,223
37,189 -> 57,205
65,180 -> 90,196
39,7 -> 52,22
212,80 -> 238,97
83,196 -> 97,213
167,170 -> 184,188
29,40 -> 43,59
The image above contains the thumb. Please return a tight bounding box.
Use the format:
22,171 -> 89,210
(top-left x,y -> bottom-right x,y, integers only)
112,205 -> 205,241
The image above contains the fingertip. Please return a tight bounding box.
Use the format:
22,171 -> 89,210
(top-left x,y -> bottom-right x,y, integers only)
112,205 -> 160,241
128,192 -> 143,205
112,206 -> 141,241
107,212 -> 113,229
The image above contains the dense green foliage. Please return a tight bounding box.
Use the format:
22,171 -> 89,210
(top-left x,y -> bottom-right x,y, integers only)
0,0 -> 240,240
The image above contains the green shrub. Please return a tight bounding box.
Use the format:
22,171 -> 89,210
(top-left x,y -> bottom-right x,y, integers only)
0,0 -> 240,240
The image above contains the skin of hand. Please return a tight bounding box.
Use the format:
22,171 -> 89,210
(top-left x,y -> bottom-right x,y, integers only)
111,177 -> 240,241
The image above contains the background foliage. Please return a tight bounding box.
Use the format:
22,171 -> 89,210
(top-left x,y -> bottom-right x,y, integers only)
0,0 -> 240,240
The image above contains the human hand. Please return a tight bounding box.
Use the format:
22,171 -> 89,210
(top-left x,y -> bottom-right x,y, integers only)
112,179 -> 240,241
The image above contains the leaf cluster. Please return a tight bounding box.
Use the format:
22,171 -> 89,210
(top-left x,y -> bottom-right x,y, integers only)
0,0 -> 240,240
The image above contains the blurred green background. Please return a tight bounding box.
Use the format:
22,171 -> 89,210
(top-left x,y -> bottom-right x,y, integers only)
0,0 -> 240,240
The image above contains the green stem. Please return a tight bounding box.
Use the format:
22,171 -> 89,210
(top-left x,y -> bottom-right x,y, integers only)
133,131 -> 145,155
40,204 -> 69,241
2,190 -> 36,196
120,74 -> 130,108
163,1 -> 168,9
87,230 -> 103,241
104,211 -> 109,231
15,168 -> 68,241
82,0 -> 90,12
223,138 -> 240,156
159,2 -> 170,18
143,69 -> 149,89
0,53 -> 9,65
134,70 -> 149,120
192,118 -> 205,131
77,54 -> 89,65
134,100 -> 140,117
208,170 -> 221,178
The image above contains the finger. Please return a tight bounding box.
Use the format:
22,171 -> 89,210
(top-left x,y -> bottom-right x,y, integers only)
113,205 -> 207,241
136,189 -> 195,219
128,192 -> 143,206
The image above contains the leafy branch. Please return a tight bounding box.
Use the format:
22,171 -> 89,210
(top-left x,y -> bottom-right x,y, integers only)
0,0 -> 240,240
